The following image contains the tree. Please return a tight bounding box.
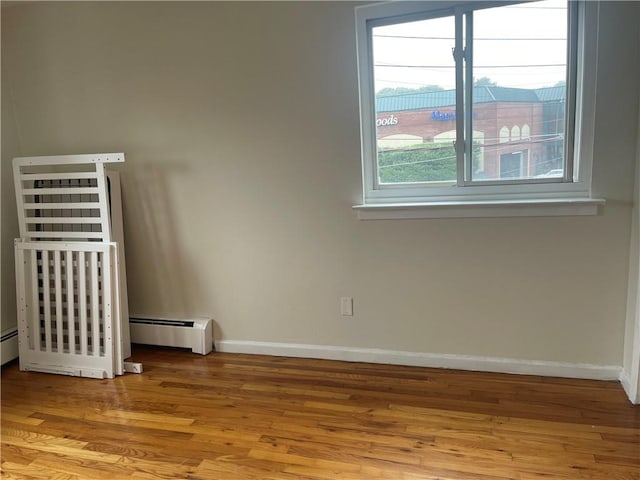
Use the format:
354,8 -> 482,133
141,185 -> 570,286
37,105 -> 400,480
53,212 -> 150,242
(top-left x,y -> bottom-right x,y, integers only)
474,77 -> 497,87
376,85 -> 444,97
377,142 -> 483,183
377,143 -> 456,183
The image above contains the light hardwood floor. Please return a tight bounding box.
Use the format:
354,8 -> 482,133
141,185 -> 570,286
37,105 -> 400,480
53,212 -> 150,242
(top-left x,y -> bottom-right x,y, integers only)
2,346 -> 639,479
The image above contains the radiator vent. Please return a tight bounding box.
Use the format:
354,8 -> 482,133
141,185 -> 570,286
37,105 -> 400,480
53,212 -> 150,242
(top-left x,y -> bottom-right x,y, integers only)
1,328 -> 19,365
129,316 -> 213,355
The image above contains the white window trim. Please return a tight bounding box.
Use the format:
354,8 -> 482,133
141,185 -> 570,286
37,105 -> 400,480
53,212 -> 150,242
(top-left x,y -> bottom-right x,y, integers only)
353,1 -> 604,218
353,198 -> 604,220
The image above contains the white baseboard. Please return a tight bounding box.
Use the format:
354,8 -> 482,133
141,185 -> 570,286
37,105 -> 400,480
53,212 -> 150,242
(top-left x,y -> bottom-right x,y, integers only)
1,328 -> 19,365
216,340 -> 621,381
619,369 -> 639,404
620,370 -> 632,396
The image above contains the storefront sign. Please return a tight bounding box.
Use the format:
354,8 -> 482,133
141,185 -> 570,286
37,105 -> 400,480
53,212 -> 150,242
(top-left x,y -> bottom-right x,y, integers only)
431,110 -> 477,121
376,115 -> 399,127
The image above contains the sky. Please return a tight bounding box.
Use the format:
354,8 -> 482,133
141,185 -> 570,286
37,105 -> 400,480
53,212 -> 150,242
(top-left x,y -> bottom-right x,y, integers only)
372,0 -> 568,92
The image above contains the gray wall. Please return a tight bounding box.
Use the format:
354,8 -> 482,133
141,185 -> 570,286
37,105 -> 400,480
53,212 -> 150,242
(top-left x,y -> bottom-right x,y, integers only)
2,1 -> 639,369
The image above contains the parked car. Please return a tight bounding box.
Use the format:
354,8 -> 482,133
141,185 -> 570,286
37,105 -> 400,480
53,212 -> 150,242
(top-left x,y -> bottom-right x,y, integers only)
536,169 -> 563,177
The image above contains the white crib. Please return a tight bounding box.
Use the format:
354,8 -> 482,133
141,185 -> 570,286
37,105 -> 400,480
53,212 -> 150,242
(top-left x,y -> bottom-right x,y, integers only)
13,153 -> 135,378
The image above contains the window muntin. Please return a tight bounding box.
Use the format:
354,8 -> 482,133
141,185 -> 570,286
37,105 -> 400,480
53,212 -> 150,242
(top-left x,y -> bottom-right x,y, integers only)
356,0 -> 587,205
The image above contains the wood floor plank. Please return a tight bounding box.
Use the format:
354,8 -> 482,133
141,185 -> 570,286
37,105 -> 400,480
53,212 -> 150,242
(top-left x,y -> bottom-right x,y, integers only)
29,452 -> 198,480
0,412 -> 45,426
2,346 -> 639,479
0,461 -> 80,480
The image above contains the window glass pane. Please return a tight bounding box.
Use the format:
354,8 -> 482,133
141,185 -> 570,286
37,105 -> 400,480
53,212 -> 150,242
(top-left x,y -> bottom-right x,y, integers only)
372,16 -> 457,185
470,0 -> 568,181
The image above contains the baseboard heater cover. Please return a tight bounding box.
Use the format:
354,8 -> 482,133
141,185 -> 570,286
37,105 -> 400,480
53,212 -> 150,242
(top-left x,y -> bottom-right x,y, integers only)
1,328 -> 19,365
129,316 -> 213,355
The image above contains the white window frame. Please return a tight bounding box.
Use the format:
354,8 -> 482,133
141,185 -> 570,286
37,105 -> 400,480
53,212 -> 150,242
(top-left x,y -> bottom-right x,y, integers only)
354,0 -> 604,219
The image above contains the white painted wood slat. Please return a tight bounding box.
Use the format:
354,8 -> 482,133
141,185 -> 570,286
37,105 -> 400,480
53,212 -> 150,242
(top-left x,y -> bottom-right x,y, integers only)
42,250 -> 52,353
78,250 -> 88,357
25,217 -> 101,224
30,249 -> 38,351
94,163 -> 112,243
20,172 -> 98,181
90,251 -> 100,356
14,244 -> 27,357
24,202 -> 102,210
66,250 -> 75,355
54,250 -> 63,352
26,231 -> 104,239
22,187 -> 99,195
14,153 -> 124,167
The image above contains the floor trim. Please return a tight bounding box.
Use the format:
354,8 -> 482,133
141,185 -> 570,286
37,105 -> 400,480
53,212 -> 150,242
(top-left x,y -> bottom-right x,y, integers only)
216,340 -> 621,381
619,369 -> 639,404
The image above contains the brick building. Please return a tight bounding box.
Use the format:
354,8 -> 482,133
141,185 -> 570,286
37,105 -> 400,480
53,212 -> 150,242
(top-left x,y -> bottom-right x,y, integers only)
375,86 -> 566,180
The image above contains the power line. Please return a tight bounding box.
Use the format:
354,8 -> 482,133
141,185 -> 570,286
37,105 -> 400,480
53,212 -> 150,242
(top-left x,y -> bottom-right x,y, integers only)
502,5 -> 567,9
379,152 -> 565,174
376,132 -> 564,145
375,78 -> 563,89
374,34 -> 566,41
375,63 -> 566,69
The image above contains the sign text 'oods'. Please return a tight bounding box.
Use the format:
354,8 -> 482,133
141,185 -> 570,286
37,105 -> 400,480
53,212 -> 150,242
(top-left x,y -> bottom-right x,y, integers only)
376,115 -> 398,127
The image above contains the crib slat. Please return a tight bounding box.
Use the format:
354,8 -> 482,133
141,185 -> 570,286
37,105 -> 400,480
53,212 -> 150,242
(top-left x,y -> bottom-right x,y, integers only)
30,249 -> 38,351
42,250 -> 52,353
78,251 -> 88,356
22,187 -> 99,196
91,252 -> 100,356
26,231 -> 104,240
94,163 -> 112,243
103,248 -> 113,369
21,172 -> 97,181
66,250 -> 75,355
24,202 -> 101,210
54,250 -> 63,352
25,217 -> 101,224
14,246 -> 27,354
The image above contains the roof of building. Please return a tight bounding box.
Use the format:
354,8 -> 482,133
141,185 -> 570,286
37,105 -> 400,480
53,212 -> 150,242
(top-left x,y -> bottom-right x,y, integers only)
534,86 -> 566,102
376,86 -> 566,112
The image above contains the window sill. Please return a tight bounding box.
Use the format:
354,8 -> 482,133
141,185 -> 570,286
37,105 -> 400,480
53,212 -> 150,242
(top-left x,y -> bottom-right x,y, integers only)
352,198 -> 605,220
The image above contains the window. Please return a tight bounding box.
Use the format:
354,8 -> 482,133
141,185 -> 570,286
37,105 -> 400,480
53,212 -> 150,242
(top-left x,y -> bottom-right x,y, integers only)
510,126 -> 521,142
354,0 -> 600,215
499,126 -> 510,143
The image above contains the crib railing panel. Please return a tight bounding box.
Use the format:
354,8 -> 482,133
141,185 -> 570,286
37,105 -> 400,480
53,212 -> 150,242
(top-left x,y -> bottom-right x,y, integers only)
13,156 -> 118,243
15,241 -> 120,378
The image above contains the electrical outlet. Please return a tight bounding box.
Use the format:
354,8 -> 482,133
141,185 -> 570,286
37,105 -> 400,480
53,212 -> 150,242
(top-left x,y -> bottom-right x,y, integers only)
341,297 -> 353,316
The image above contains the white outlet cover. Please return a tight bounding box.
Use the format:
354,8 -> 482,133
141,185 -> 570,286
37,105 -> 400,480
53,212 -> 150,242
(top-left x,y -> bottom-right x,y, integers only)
341,297 -> 353,316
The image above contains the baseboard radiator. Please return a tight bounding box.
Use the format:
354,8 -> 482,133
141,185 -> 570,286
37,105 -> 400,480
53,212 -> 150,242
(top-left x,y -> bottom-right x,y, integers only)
129,316 -> 213,355
1,328 -> 19,365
